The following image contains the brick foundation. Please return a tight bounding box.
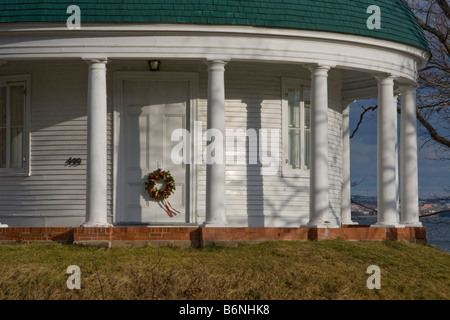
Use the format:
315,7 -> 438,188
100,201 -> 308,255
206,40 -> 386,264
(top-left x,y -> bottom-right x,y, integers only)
0,225 -> 427,247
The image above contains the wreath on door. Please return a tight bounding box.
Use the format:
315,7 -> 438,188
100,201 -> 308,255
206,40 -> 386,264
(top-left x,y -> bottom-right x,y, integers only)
145,168 -> 180,217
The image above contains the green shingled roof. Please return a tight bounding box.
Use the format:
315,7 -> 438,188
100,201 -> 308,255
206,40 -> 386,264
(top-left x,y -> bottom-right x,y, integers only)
0,0 -> 429,51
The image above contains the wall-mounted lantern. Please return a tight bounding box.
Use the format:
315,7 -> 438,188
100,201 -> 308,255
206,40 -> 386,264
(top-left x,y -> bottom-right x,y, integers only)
149,60 -> 161,71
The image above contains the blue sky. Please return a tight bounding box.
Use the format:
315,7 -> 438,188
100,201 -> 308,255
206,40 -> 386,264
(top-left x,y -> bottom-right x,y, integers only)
349,100 -> 450,200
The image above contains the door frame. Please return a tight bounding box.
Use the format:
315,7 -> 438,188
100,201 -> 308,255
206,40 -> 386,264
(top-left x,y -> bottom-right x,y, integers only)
113,71 -> 199,225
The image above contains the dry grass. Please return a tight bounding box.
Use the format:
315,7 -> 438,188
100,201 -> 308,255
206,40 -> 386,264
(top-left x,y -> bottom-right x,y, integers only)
0,240 -> 449,300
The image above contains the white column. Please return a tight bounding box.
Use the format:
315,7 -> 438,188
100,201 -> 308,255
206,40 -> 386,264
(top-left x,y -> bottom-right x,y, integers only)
341,99 -> 357,225
82,59 -> 111,227
204,60 -> 227,226
0,61 -> 8,227
307,65 -> 337,228
394,94 -> 400,215
374,75 -> 403,228
399,85 -> 422,227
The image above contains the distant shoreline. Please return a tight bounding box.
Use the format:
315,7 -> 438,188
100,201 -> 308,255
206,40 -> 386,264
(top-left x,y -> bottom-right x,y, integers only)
352,211 -> 450,220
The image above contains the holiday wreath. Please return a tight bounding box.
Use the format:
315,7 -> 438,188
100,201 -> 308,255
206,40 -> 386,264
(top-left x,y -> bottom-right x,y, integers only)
145,168 -> 180,217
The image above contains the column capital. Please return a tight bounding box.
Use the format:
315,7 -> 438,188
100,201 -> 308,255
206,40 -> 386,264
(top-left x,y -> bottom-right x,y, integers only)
205,59 -> 229,70
308,65 -> 332,77
398,84 -> 419,93
393,93 -> 400,105
82,58 -> 109,65
373,73 -> 396,85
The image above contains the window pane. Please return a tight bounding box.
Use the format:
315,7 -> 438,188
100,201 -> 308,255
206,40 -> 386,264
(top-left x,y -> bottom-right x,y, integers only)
0,87 -> 6,126
10,127 -> 23,168
304,89 -> 311,104
10,86 -> 24,127
304,129 -> 311,169
288,88 -> 300,128
304,88 -> 311,170
0,128 -> 5,168
288,129 -> 301,169
304,103 -> 310,130
10,86 -> 25,169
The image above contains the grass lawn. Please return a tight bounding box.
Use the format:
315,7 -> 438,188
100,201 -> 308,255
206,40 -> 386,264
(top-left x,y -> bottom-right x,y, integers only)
0,240 -> 448,300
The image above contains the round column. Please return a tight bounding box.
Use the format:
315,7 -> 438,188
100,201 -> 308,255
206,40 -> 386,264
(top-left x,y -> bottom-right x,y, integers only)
0,61 -> 7,227
394,94 -> 400,214
307,65 -> 336,228
204,60 -> 228,226
341,99 -> 357,225
400,85 -> 422,227
374,75 -> 403,228
82,59 -> 111,228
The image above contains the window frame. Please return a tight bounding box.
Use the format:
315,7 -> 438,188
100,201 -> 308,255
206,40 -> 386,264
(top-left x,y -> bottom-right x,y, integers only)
0,74 -> 31,176
282,78 -> 311,178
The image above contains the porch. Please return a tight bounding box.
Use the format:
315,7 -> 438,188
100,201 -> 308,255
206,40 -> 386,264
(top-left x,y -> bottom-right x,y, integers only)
0,23 -> 427,230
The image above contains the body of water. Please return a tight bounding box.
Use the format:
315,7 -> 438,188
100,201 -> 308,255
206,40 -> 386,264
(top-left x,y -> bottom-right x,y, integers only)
354,214 -> 450,253
420,215 -> 450,253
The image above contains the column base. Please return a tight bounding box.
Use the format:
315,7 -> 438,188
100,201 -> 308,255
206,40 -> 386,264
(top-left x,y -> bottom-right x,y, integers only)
202,221 -> 229,228
342,221 -> 359,226
399,222 -> 423,227
371,223 -> 405,228
81,222 -> 113,228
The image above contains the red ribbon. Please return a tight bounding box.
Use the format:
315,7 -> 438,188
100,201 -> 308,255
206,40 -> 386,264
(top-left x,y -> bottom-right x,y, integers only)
163,199 -> 181,218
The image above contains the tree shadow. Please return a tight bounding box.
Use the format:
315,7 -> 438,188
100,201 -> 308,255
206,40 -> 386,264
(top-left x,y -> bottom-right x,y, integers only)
242,98 -> 265,227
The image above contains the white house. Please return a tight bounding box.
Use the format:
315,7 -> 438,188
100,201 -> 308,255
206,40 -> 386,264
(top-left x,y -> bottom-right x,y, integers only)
0,0 -> 429,230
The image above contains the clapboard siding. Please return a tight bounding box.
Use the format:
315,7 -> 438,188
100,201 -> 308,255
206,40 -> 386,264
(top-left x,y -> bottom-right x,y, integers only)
0,61 -> 87,225
327,71 -> 344,224
227,63 -> 299,225
0,59 -> 344,227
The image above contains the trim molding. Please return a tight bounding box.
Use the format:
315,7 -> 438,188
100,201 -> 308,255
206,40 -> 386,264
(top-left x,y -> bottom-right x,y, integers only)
0,24 -> 428,82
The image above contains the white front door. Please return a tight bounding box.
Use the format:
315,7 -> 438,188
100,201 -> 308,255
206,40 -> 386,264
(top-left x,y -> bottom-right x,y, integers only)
118,79 -> 190,224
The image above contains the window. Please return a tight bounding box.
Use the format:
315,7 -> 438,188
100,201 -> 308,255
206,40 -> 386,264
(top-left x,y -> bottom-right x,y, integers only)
282,78 -> 311,177
0,75 -> 30,175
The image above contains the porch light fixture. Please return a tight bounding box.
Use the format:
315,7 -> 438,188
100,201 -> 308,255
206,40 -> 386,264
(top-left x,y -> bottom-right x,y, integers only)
149,60 -> 161,71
